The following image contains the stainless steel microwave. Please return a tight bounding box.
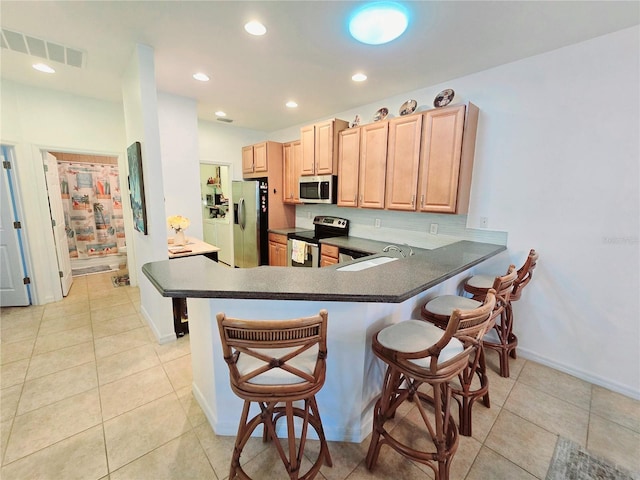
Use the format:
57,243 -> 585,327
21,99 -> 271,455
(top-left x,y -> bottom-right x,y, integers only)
299,175 -> 337,204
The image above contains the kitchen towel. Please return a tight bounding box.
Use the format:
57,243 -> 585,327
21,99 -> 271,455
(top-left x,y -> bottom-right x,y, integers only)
291,239 -> 308,264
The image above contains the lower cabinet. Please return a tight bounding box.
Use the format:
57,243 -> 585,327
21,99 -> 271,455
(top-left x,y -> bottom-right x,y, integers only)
203,220 -> 232,266
320,244 -> 339,267
269,233 -> 288,266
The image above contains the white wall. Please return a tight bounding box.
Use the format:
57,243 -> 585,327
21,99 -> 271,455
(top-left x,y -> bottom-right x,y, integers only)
268,26 -> 640,397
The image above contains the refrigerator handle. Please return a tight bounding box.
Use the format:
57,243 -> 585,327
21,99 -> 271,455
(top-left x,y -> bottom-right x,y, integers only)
239,197 -> 246,230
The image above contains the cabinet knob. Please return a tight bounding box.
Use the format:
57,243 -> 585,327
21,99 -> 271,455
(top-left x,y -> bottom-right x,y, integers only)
420,194 -> 425,208
411,194 -> 415,207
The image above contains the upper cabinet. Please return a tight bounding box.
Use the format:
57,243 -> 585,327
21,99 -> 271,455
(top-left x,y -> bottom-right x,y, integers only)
337,102 -> 479,214
358,122 -> 388,209
243,141 -> 281,178
385,114 -> 423,211
301,119 -> 349,176
283,140 -> 302,204
418,103 -> 479,214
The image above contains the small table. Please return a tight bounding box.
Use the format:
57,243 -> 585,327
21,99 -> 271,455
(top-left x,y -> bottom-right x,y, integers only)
168,238 -> 220,337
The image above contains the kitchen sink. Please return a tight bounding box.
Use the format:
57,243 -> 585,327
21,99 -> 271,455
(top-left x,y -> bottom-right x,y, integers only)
336,256 -> 399,272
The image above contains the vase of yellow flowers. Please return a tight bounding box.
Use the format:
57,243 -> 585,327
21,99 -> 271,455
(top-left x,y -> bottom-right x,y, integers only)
167,215 -> 190,246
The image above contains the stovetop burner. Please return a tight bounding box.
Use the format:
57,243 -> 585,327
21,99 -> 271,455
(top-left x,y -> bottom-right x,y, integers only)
288,216 -> 349,244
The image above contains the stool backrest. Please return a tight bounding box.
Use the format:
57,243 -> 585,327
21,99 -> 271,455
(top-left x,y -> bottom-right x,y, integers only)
456,289 -> 497,342
490,264 -> 518,321
511,249 -> 539,301
217,310 -> 328,398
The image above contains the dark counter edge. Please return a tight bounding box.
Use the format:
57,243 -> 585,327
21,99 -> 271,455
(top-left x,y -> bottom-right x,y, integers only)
142,243 -> 506,304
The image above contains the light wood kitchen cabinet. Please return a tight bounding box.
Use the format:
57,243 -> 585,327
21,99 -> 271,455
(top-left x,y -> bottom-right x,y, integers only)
320,244 -> 339,267
358,121 -> 388,209
268,232 -> 288,266
300,118 -> 349,176
283,140 -> 302,204
243,141 -> 281,178
418,103 -> 479,213
337,127 -> 360,207
385,114 -> 423,211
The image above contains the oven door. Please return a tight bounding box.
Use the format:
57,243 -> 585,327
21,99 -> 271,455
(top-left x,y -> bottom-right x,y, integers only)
287,240 -> 319,268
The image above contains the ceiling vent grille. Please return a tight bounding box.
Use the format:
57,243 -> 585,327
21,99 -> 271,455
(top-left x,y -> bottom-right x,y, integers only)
0,29 -> 86,68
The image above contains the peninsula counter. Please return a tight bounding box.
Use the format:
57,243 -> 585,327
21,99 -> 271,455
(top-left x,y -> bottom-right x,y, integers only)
143,240 -> 506,442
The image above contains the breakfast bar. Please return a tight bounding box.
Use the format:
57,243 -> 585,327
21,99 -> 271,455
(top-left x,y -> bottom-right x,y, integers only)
143,240 -> 506,442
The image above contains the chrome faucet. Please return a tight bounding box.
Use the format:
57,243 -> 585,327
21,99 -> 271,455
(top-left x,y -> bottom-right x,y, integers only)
382,245 -> 406,258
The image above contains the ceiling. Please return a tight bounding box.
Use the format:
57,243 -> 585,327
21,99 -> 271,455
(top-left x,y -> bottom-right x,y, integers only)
1,1 -> 638,132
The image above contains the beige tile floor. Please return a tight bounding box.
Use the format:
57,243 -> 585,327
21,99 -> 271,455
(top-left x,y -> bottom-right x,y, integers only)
1,271 -> 639,479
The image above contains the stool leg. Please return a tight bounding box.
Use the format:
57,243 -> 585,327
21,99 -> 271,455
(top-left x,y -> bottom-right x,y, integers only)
309,396 -> 333,467
230,400 -> 252,480
366,365 -> 401,470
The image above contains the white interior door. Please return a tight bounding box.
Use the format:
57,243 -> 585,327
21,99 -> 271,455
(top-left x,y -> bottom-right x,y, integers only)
43,152 -> 73,296
0,148 -> 30,306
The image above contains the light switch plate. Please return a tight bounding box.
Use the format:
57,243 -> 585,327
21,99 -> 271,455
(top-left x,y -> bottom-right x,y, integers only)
430,223 -> 438,235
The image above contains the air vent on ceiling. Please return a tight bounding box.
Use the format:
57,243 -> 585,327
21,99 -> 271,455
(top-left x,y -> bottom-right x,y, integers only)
217,118 -> 234,123
0,29 -> 86,68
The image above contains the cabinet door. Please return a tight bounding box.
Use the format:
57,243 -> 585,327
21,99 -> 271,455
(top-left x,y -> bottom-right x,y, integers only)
253,142 -> 268,173
337,128 -> 360,207
320,255 -> 338,267
242,145 -> 254,175
268,240 -> 279,266
315,120 -> 334,175
418,105 -> 465,213
283,141 -> 302,204
359,122 -> 388,209
386,115 -> 423,211
300,124 -> 316,175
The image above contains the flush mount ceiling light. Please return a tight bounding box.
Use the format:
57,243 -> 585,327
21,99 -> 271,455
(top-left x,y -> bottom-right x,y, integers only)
349,2 -> 409,45
33,63 -> 55,73
215,111 -> 227,117
352,72 -> 367,82
193,72 -> 210,82
244,20 -> 266,36
286,101 -> 298,108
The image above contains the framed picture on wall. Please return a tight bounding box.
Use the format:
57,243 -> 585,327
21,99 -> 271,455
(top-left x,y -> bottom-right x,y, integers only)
127,141 -> 148,234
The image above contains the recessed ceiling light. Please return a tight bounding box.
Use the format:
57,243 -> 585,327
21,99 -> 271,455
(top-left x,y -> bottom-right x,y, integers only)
352,73 -> 367,82
33,63 -> 55,74
286,101 -> 298,108
215,111 -> 227,117
193,72 -> 210,82
349,2 -> 409,45
244,21 -> 267,36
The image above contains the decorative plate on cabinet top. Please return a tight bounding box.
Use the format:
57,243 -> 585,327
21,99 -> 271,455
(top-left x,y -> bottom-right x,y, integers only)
399,99 -> 417,116
350,114 -> 361,128
433,89 -> 455,108
373,107 -> 389,122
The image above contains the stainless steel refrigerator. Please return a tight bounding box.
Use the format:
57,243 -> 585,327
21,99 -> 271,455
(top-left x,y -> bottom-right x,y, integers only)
232,179 -> 269,268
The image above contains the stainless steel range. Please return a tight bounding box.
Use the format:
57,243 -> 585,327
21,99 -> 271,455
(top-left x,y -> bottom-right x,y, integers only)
287,216 -> 350,268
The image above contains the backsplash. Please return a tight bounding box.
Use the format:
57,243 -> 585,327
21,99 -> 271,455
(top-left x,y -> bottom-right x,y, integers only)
294,205 -> 507,250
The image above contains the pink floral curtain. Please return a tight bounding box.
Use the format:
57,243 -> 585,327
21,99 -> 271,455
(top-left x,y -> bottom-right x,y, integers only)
58,162 -> 126,259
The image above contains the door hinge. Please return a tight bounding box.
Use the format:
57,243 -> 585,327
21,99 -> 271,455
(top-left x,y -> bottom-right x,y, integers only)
23,277 -> 31,285
43,164 -> 48,173
13,221 -> 21,229
3,161 -> 11,169
59,271 -> 64,278
52,219 -> 56,227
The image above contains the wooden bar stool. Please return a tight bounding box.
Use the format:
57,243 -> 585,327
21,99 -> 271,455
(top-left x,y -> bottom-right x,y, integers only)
420,265 -> 517,436
463,249 -> 539,377
216,310 -> 332,480
366,292 -> 496,480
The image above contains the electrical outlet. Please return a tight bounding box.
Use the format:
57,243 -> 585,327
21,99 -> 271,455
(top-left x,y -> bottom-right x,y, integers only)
374,218 -> 381,228
480,217 -> 489,228
307,211 -> 312,219
430,223 -> 438,235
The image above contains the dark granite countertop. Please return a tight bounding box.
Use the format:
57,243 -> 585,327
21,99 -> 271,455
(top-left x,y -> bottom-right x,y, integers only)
268,227 -> 313,236
320,236 -> 433,256
142,240 -> 505,303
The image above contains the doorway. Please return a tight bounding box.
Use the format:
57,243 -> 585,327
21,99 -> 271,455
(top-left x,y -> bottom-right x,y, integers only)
0,145 -> 31,306
44,151 -> 128,281
199,163 -> 233,266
